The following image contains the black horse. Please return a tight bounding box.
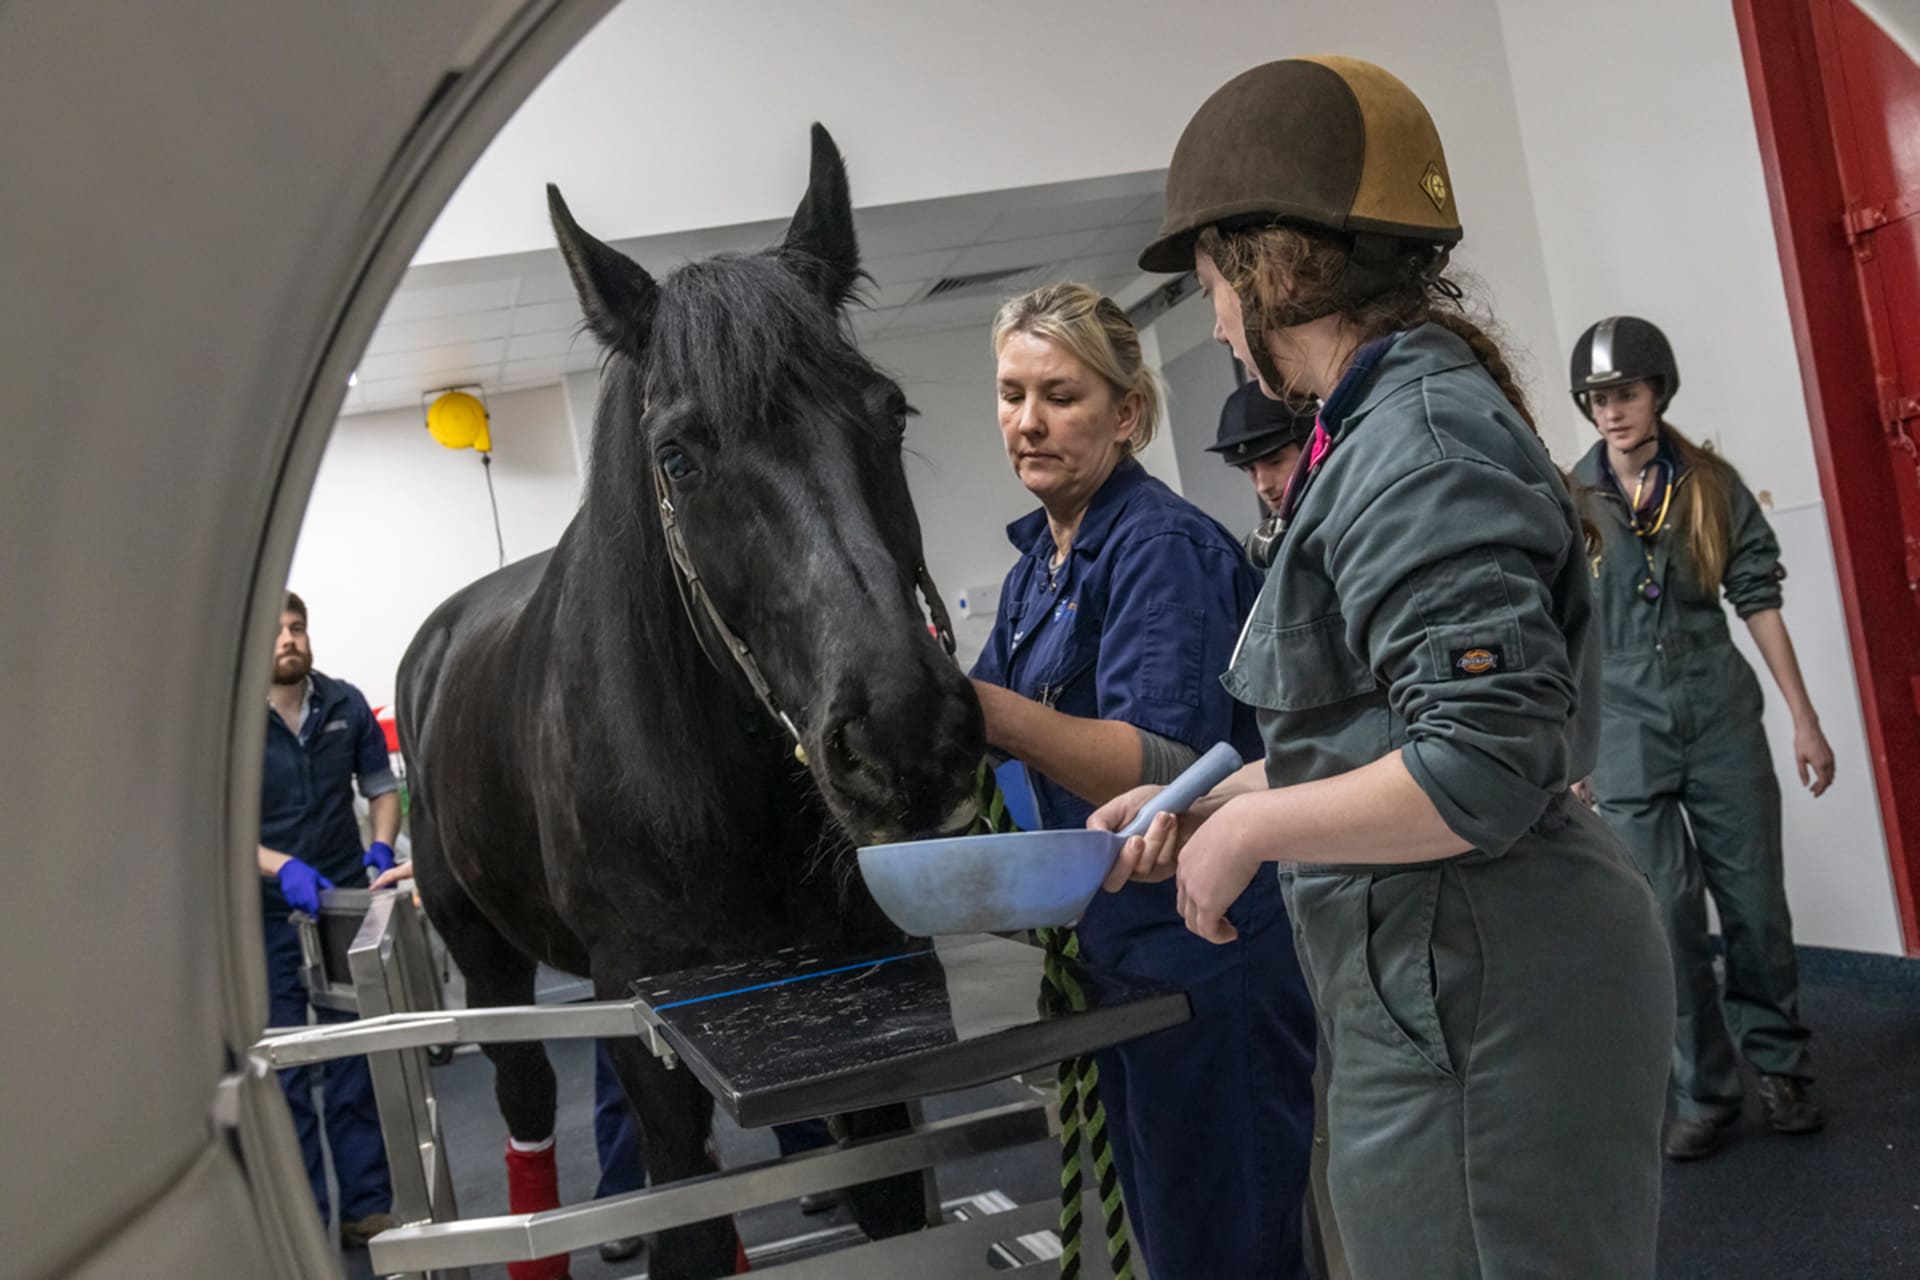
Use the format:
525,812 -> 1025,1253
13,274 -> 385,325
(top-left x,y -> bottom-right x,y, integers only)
396,126 -> 985,1279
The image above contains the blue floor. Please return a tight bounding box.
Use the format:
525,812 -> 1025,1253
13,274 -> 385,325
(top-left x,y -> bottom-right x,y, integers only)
1653,947 -> 1920,1279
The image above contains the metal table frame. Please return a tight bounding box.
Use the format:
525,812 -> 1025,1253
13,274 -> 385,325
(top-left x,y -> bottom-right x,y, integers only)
261,894 -> 1135,1278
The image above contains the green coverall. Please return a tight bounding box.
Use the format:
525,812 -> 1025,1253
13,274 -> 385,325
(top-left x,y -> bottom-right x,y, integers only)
1571,442 -> 1811,1122
1221,324 -> 1674,1279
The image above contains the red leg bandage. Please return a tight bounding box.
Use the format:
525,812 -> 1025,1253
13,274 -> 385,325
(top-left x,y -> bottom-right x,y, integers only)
503,1140 -> 570,1280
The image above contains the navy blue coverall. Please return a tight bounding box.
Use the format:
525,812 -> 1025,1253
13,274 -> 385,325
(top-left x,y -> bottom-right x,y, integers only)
972,458 -> 1317,1279
260,670 -> 395,1226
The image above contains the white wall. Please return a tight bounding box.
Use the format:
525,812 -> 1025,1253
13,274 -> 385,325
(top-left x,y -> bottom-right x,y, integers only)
1495,0 -> 1902,953
865,323 -> 1062,669
287,384 -> 583,710
1160,332 -> 1254,537
415,0 -> 1572,445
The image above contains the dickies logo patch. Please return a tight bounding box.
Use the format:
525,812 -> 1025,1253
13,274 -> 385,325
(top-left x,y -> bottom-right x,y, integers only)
1450,647 -> 1505,677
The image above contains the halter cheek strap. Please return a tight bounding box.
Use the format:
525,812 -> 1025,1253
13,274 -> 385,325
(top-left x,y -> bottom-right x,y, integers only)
654,463 -> 957,757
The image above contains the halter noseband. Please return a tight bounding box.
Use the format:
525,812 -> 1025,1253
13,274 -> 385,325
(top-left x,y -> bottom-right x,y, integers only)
653,462 -> 957,759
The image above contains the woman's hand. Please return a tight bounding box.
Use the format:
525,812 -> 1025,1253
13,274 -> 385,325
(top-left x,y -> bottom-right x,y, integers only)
1794,719 -> 1836,797
1174,798 -> 1267,944
1089,786 -> 1226,891
369,863 -> 413,891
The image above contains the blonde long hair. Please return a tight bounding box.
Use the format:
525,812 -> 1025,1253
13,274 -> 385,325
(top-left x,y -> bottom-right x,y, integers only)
1654,422 -> 1736,589
991,283 -> 1163,457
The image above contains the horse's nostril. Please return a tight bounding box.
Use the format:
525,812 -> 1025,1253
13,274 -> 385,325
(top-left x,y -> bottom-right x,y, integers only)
831,717 -> 890,781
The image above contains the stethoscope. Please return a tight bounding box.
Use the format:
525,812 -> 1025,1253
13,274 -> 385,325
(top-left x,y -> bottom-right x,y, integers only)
1626,457 -> 1676,603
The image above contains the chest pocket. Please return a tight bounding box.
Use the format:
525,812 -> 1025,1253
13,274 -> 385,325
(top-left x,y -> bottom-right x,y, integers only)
1225,613 -> 1378,712
1007,597 -> 1103,707
305,712 -> 359,793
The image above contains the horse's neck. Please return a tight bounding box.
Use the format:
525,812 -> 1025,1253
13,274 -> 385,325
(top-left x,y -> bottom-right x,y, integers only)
552,501 -> 799,817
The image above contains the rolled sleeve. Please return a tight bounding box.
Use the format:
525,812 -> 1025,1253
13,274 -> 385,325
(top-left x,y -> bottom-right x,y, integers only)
351,693 -> 401,799
1330,460 -> 1582,855
1721,474 -> 1786,618
1098,531 -> 1252,753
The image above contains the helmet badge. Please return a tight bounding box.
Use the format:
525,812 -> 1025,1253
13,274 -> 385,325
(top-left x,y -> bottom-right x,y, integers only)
1420,163 -> 1449,212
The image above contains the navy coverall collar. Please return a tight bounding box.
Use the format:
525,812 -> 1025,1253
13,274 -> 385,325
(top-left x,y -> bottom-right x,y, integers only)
1577,436 -> 1687,493
1004,457 -> 1152,561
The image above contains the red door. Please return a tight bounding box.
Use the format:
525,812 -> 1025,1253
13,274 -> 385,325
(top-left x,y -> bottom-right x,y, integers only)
1737,0 -> 1920,953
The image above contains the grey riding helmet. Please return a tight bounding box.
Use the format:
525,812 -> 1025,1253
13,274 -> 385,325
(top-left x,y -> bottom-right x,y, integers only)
1569,315 -> 1681,420
1208,381 -> 1318,466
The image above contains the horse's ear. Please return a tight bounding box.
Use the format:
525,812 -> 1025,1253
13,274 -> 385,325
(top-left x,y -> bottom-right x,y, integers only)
780,123 -> 862,310
548,184 -> 658,356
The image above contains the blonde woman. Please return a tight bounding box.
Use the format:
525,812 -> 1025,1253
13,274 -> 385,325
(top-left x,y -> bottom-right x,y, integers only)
970,283 -> 1316,1278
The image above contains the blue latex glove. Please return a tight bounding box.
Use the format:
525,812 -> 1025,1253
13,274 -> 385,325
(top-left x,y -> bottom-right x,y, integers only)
276,858 -> 334,915
364,840 -> 396,874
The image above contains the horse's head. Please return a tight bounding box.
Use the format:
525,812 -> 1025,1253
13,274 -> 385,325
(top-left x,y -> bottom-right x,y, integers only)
549,126 -> 985,845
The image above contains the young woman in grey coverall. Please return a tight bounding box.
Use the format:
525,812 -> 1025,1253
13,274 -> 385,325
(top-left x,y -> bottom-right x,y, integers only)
1095,57 -> 1676,1279
1569,315 -> 1833,1161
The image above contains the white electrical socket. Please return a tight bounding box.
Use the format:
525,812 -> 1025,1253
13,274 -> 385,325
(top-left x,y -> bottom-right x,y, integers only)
953,580 -> 1002,620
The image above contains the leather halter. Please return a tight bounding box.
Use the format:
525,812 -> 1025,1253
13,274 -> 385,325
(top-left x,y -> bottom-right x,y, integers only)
654,463 -> 956,754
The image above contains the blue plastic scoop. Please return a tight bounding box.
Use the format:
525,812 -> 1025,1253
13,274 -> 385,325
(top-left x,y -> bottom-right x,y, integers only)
857,742 -> 1245,936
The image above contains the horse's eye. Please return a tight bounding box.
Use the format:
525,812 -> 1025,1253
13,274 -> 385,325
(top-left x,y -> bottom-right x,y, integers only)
659,447 -> 695,481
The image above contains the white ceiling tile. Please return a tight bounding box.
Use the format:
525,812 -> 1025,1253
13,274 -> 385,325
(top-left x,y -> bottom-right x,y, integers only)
499,355 -> 573,386
866,247 -> 963,286
857,209 -> 1002,261
377,278 -> 519,325
364,308 -> 511,356
508,329 -> 598,362
510,299 -> 584,336
942,230 -> 1098,278
354,364 -> 500,414
1060,250 -> 1154,282
1126,193 -> 1166,225
881,291 -> 1005,333
515,271 -> 579,306
857,277 -> 928,310
848,309 -> 896,340
1085,219 -> 1164,258
355,340 -> 508,383
563,346 -> 604,372
981,193 -> 1151,245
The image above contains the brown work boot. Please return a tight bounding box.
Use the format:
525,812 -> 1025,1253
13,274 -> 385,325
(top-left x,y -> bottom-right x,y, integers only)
340,1212 -> 394,1249
1757,1074 -> 1826,1134
1663,1114 -> 1732,1161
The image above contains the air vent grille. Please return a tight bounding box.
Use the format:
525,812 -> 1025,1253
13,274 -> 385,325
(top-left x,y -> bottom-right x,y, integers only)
916,264 -> 1048,303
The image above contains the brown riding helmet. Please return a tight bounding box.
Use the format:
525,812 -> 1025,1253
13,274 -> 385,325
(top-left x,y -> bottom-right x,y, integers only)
1139,56 -> 1461,275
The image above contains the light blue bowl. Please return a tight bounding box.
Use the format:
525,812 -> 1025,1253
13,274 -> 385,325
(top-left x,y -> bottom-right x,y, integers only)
856,743 -> 1244,937
857,829 -> 1122,936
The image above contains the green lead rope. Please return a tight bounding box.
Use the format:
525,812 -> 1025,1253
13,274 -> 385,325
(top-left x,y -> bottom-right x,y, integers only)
971,763 -> 1134,1280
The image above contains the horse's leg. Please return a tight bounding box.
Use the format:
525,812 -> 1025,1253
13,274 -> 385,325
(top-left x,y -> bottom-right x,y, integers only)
417,854 -> 569,1280
596,977 -> 743,1279
836,1104 -> 929,1241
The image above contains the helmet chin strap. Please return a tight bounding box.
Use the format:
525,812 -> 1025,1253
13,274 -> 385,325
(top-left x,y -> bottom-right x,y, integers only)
1241,321 -> 1291,397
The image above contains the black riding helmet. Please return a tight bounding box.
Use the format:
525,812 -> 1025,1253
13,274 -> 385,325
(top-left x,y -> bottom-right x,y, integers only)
1569,316 -> 1681,420
1208,381 -> 1317,467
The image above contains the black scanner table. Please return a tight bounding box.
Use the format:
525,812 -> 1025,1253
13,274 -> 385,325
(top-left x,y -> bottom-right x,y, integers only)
630,932 -> 1191,1128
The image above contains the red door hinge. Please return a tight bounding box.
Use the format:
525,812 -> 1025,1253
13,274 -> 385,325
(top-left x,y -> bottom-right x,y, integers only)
1845,190 -> 1920,241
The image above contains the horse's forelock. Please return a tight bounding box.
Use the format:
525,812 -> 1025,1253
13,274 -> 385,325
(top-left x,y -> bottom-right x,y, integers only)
647,252 -> 874,442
